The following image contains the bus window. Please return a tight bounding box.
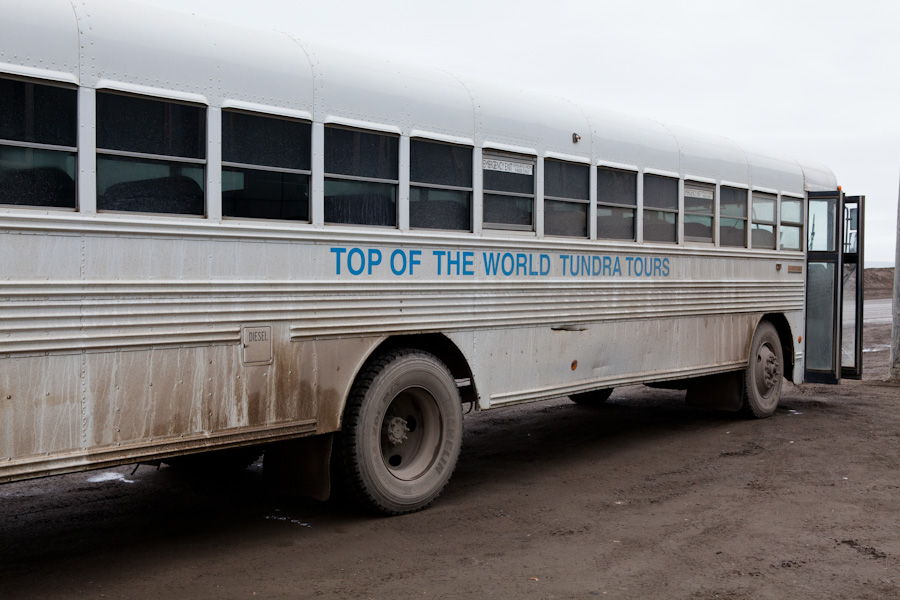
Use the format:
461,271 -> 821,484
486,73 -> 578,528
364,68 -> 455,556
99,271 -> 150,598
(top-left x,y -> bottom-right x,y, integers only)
482,152 -> 535,231
643,174 -> 678,243
684,181 -> 715,243
780,197 -> 803,250
543,159 -> 589,238
324,126 -> 398,227
96,92 -> 206,215
751,192 -> 776,249
596,167 -> 636,241
222,111 -> 311,222
720,186 -> 748,247
0,76 -> 77,209
409,139 -> 472,231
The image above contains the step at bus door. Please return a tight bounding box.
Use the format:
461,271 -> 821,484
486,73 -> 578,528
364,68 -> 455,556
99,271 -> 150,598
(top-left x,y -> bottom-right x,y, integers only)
840,195 -> 865,379
805,191 -> 843,383
804,191 -> 865,384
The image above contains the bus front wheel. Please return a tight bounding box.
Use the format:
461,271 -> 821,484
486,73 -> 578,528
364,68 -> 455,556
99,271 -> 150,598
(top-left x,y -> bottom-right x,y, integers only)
334,349 -> 463,515
740,321 -> 784,419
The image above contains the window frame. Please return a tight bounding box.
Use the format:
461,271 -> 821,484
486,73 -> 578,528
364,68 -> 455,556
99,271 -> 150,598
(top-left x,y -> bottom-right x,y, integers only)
95,90 -> 207,217
596,166 -> 638,242
482,150 -> 536,232
0,75 -> 78,211
779,195 -> 804,251
323,124 -> 400,228
409,138 -> 473,232
221,109 -> 312,223
642,173 -> 679,244
750,191 -> 777,249
543,158 -> 590,238
683,180 -> 716,244
719,185 -> 749,248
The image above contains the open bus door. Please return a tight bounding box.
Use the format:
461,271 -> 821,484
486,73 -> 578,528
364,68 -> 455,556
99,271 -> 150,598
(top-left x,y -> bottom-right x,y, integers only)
840,196 -> 865,379
804,191 -> 865,383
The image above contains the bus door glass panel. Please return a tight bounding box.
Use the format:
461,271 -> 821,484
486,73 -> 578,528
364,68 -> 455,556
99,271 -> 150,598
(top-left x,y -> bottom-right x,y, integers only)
841,196 -> 865,379
805,192 -> 841,383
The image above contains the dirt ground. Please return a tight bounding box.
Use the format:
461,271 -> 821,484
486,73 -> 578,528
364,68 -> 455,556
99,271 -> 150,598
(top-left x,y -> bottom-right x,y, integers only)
864,268 -> 895,300
0,272 -> 897,600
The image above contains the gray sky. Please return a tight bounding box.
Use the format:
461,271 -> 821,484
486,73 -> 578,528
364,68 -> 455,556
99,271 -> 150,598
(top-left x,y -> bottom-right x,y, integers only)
149,0 -> 900,265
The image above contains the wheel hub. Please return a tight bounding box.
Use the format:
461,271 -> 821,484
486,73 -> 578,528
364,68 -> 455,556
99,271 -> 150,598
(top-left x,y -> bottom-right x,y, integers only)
379,387 -> 443,480
755,345 -> 779,396
384,416 -> 409,446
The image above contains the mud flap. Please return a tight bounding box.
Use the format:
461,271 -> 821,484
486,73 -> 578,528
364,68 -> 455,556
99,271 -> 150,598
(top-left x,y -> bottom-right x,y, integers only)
685,371 -> 744,412
263,434 -> 333,501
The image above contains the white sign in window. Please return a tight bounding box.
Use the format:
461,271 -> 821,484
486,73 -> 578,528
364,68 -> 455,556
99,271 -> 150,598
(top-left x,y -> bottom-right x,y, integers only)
483,158 -> 533,176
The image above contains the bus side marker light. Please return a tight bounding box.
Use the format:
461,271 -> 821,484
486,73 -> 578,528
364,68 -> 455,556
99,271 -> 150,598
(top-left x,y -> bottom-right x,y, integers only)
571,360 -> 578,370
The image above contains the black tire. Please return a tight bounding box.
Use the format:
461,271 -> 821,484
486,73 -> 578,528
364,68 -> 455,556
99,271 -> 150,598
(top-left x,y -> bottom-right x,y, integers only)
569,388 -> 613,406
739,320 -> 784,419
334,349 -> 463,515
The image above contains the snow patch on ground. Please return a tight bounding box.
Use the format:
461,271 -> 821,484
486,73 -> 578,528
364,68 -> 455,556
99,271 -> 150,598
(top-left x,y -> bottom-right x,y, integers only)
87,472 -> 135,484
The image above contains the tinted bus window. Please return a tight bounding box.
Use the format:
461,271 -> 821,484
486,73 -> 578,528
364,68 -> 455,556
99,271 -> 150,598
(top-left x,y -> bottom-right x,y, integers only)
0,77 -> 77,209
96,92 -> 206,215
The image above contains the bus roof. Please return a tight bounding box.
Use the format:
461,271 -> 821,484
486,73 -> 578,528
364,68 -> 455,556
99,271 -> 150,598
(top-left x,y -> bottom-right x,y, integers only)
0,0 -> 837,195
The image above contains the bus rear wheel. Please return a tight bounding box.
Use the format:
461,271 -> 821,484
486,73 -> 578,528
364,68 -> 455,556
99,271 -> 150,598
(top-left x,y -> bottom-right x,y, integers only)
569,388 -> 613,406
334,349 -> 463,515
740,321 -> 784,419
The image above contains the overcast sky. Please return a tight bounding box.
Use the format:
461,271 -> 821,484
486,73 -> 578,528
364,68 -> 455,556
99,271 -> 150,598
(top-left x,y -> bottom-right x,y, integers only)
148,0 -> 900,265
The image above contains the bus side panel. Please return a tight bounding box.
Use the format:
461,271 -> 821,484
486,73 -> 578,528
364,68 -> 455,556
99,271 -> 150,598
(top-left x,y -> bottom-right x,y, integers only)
297,336 -> 384,433
0,335 -> 379,482
469,313 -> 765,408
0,354 -> 83,461
84,345 -> 226,448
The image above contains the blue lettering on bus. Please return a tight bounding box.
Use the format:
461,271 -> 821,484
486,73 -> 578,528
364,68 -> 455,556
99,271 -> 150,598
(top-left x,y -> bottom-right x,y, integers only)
332,246 -> 670,279
432,250 -> 446,275
501,253 -> 514,276
368,249 -> 382,275
463,251 -> 474,275
330,247 -> 347,274
516,253 -> 527,276
483,252 -> 501,275
448,251 -> 462,275
391,249 -> 407,275
348,248 -> 365,276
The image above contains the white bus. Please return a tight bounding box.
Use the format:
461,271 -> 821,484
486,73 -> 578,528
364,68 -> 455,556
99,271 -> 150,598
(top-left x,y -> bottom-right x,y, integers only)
0,0 -> 864,514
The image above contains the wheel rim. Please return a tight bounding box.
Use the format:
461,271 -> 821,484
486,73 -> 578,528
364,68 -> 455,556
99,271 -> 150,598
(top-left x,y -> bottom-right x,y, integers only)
754,342 -> 781,405
380,386 -> 443,481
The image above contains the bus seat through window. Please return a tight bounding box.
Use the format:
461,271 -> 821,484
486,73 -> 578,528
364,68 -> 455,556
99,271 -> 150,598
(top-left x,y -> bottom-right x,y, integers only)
101,175 -> 204,215
0,167 -> 75,208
